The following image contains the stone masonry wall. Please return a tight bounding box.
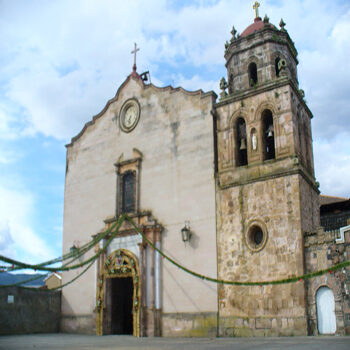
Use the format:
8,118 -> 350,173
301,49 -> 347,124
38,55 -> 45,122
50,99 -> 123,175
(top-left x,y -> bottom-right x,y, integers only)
225,28 -> 298,93
216,174 -> 308,336
0,286 -> 61,335
305,225 -> 350,335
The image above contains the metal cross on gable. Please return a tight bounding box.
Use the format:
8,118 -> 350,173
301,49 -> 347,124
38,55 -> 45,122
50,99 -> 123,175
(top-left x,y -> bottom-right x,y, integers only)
131,43 -> 140,71
253,1 -> 260,19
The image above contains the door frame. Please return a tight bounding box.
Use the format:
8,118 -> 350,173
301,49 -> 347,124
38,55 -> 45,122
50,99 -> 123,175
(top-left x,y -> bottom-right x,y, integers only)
96,249 -> 141,336
316,285 -> 337,335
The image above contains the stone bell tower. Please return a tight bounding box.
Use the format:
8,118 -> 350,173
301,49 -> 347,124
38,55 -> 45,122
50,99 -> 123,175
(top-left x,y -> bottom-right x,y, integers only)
214,2 -> 320,336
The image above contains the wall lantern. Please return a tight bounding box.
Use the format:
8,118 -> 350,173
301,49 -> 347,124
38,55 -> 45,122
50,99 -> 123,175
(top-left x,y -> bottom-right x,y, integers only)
181,221 -> 191,243
70,244 -> 78,255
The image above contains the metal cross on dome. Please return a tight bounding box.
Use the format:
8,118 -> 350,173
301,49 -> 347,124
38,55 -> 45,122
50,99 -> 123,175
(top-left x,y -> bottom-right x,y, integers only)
131,43 -> 140,72
253,1 -> 260,19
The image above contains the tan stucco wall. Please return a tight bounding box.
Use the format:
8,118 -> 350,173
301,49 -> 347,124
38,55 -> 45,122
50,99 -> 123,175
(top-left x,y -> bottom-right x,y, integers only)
45,274 -> 61,290
61,76 -> 218,332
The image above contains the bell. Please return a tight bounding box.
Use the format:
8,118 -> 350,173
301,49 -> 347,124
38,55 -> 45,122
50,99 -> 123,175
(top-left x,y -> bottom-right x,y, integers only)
267,126 -> 274,138
240,138 -> 247,150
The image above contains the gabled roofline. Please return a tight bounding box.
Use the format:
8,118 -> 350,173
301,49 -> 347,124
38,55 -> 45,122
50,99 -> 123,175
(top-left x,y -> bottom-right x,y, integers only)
66,74 -> 217,147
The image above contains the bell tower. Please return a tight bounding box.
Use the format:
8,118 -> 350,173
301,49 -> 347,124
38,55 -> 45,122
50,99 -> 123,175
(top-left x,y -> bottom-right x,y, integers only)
214,3 -> 319,336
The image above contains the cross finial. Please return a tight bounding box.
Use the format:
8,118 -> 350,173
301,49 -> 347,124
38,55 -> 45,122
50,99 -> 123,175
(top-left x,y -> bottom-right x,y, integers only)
131,43 -> 140,72
253,1 -> 260,19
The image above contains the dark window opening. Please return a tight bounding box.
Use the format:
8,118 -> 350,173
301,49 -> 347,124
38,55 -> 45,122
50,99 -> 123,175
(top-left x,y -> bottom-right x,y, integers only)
253,228 -> 263,245
248,62 -> 258,87
262,110 -> 275,160
236,117 -> 248,166
229,73 -> 234,94
248,225 -> 265,250
275,57 -> 281,77
122,172 -> 135,213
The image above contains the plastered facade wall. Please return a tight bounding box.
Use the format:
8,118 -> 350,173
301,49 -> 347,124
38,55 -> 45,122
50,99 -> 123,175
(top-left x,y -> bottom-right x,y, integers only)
61,76 -> 218,334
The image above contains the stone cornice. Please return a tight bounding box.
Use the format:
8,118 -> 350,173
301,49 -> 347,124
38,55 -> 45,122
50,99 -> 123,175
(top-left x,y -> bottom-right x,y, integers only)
225,27 -> 298,66
217,158 -> 319,194
214,77 -> 313,120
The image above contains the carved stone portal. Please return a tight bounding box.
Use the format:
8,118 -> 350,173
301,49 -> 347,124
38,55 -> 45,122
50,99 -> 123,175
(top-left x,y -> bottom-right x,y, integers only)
96,249 -> 141,337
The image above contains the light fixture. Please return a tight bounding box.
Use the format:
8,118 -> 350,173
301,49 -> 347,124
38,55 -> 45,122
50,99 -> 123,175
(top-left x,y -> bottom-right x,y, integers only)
181,221 -> 191,243
70,244 -> 78,255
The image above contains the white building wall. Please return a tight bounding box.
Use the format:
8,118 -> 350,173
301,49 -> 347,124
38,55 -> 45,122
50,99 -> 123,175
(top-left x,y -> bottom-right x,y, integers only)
61,76 -> 218,333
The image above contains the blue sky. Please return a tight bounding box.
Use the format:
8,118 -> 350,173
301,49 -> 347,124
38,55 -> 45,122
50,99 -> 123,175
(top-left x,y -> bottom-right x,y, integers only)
1,0 -> 350,265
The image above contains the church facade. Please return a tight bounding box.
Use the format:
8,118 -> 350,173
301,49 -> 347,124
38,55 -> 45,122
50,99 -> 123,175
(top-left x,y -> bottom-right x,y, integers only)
61,6 -> 350,337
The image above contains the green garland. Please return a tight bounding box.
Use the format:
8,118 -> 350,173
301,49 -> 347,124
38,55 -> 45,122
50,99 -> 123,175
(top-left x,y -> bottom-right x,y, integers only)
1,214 -> 349,289
125,216 -> 350,286
0,215 -> 126,289
0,215 -> 125,273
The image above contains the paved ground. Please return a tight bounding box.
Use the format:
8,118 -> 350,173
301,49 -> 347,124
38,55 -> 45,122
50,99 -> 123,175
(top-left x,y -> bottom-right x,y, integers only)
0,334 -> 349,350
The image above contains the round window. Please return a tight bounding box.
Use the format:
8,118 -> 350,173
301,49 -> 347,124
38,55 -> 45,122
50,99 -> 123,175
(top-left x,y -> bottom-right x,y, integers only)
246,223 -> 267,252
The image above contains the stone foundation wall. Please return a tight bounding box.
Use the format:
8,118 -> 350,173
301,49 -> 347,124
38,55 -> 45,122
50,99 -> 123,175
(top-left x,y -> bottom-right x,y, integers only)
60,314 -> 96,334
162,312 -> 217,337
219,315 -> 307,337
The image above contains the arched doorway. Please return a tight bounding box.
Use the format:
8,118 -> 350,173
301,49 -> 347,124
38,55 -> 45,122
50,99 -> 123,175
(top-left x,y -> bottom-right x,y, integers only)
316,286 -> 336,334
96,249 -> 140,336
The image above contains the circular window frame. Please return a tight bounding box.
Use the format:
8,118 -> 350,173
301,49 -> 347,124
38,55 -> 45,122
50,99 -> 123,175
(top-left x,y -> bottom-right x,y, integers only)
119,98 -> 141,133
245,220 -> 268,252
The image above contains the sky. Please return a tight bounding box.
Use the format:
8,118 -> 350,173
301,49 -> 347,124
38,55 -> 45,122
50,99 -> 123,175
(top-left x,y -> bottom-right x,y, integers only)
0,0 -> 350,266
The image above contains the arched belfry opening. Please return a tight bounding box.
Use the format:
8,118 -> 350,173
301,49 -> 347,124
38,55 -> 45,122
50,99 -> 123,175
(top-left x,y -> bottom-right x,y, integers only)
235,117 -> 248,166
275,57 -> 281,78
248,62 -> 258,87
262,109 -> 275,160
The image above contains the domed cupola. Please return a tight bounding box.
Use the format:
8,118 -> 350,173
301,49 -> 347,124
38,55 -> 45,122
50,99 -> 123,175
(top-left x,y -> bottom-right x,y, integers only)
241,16 -> 276,38
222,1 -> 299,96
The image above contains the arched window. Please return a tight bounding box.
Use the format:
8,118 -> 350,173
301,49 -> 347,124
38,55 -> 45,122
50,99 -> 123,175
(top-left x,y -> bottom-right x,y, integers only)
122,172 -> 135,213
248,62 -> 258,87
235,117 -> 248,166
229,73 -> 234,94
275,57 -> 281,78
262,110 -> 275,160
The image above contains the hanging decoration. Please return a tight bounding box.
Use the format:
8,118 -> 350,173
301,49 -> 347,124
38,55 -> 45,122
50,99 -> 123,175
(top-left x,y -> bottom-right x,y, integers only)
0,213 -> 349,290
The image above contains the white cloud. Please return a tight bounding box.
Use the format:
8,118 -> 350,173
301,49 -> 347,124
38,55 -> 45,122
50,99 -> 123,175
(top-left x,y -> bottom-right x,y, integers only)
174,74 -> 218,93
0,185 -> 55,263
0,0 -> 349,199
0,149 -> 20,165
314,135 -> 350,197
298,10 -> 350,140
0,221 -> 15,258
